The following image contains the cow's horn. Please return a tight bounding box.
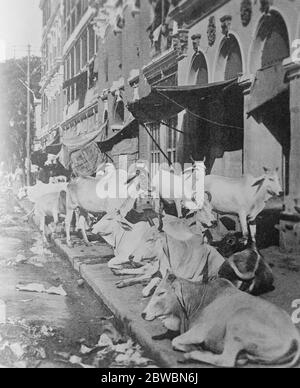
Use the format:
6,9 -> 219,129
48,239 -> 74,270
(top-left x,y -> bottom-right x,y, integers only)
147,217 -> 155,227
205,191 -> 212,203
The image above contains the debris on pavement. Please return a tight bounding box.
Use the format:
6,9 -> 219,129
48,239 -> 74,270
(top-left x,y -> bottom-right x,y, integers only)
77,279 -> 85,288
9,343 -> 25,358
30,241 -> 52,256
80,345 -> 94,355
1,254 -> 28,267
97,333 -> 114,349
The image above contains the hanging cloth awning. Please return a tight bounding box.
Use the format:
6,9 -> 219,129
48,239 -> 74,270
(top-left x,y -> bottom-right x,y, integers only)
247,63 -> 288,115
62,120 -> 107,152
98,115 -> 138,152
58,121 -> 107,170
127,78 -> 239,123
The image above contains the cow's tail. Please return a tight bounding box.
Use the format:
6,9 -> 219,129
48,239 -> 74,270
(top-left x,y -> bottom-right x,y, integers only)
283,336 -> 300,368
265,335 -> 300,369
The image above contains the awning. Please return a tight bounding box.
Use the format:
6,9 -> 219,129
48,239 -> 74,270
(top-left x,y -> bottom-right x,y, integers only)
58,121 -> 107,169
45,142 -> 62,155
62,120 -> 107,152
247,63 -> 288,115
127,79 -> 239,122
44,132 -> 62,155
98,115 -> 138,152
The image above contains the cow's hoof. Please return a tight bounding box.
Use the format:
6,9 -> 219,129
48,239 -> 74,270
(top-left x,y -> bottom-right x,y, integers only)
116,281 -> 126,289
152,330 -> 179,341
111,269 -> 123,276
239,237 -> 248,246
172,338 -> 190,353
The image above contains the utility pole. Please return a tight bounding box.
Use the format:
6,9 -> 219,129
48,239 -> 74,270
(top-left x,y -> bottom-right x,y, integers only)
26,44 -> 31,186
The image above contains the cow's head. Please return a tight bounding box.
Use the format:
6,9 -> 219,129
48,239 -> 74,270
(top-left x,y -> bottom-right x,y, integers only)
262,167 -> 283,197
129,228 -> 158,263
142,272 -> 180,321
92,212 -> 116,236
198,192 -> 217,229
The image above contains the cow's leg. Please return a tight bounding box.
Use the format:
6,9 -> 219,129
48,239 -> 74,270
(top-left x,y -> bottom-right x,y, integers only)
248,219 -> 257,248
40,215 -> 49,247
116,273 -> 152,288
112,267 -> 146,277
184,344 -> 241,368
183,320 -> 244,368
238,211 -> 249,245
142,276 -> 161,298
156,199 -> 164,232
175,199 -> 183,219
74,209 -> 80,233
52,206 -> 60,238
78,215 -> 90,246
108,256 -> 130,269
65,209 -> 74,247
172,323 -> 211,353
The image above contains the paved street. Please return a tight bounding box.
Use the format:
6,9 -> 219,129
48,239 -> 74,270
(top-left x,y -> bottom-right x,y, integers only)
0,192 -> 154,368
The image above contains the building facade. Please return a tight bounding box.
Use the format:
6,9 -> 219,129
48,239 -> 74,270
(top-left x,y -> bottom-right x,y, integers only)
38,0 -> 300,253
39,0 -> 64,148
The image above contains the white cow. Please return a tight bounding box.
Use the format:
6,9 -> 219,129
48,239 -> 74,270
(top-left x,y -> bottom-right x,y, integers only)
92,211 -> 154,269
65,163 -> 142,247
114,214 -> 224,297
205,168 -> 283,246
152,162 -> 206,218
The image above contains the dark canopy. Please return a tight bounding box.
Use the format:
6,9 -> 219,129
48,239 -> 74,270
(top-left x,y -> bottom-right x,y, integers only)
127,79 -> 239,123
98,115 -> 138,153
247,63 -> 288,115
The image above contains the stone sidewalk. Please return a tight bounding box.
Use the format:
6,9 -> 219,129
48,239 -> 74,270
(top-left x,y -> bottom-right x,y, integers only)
17,197 -> 300,368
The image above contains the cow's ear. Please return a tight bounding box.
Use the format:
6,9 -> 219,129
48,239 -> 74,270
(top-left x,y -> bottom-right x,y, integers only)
205,191 -> 212,203
263,167 -> 269,174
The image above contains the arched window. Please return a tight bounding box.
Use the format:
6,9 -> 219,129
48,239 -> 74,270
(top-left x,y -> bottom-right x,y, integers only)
215,35 -> 243,81
249,12 -> 290,193
114,99 -> 125,125
188,53 -> 208,85
250,11 -> 289,73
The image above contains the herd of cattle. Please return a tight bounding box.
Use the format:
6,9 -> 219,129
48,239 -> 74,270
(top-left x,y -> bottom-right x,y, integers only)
6,161 -> 300,368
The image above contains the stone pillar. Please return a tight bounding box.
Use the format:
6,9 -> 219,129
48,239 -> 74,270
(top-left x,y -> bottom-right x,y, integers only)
280,58 -> 300,253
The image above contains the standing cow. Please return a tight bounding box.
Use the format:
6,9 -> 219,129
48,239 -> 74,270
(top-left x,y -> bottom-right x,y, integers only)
152,161 -> 206,219
205,168 -> 283,247
65,164 -> 142,247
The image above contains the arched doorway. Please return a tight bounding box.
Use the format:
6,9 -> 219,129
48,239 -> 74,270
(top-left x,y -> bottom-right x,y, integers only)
179,53 -> 209,165
211,34 -> 244,177
248,11 -> 290,194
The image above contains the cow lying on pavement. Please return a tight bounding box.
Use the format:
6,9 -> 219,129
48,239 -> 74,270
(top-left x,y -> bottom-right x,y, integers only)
92,211 -> 155,269
112,211 -> 223,296
205,168 -> 283,247
142,273 -> 300,368
218,248 -> 274,295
